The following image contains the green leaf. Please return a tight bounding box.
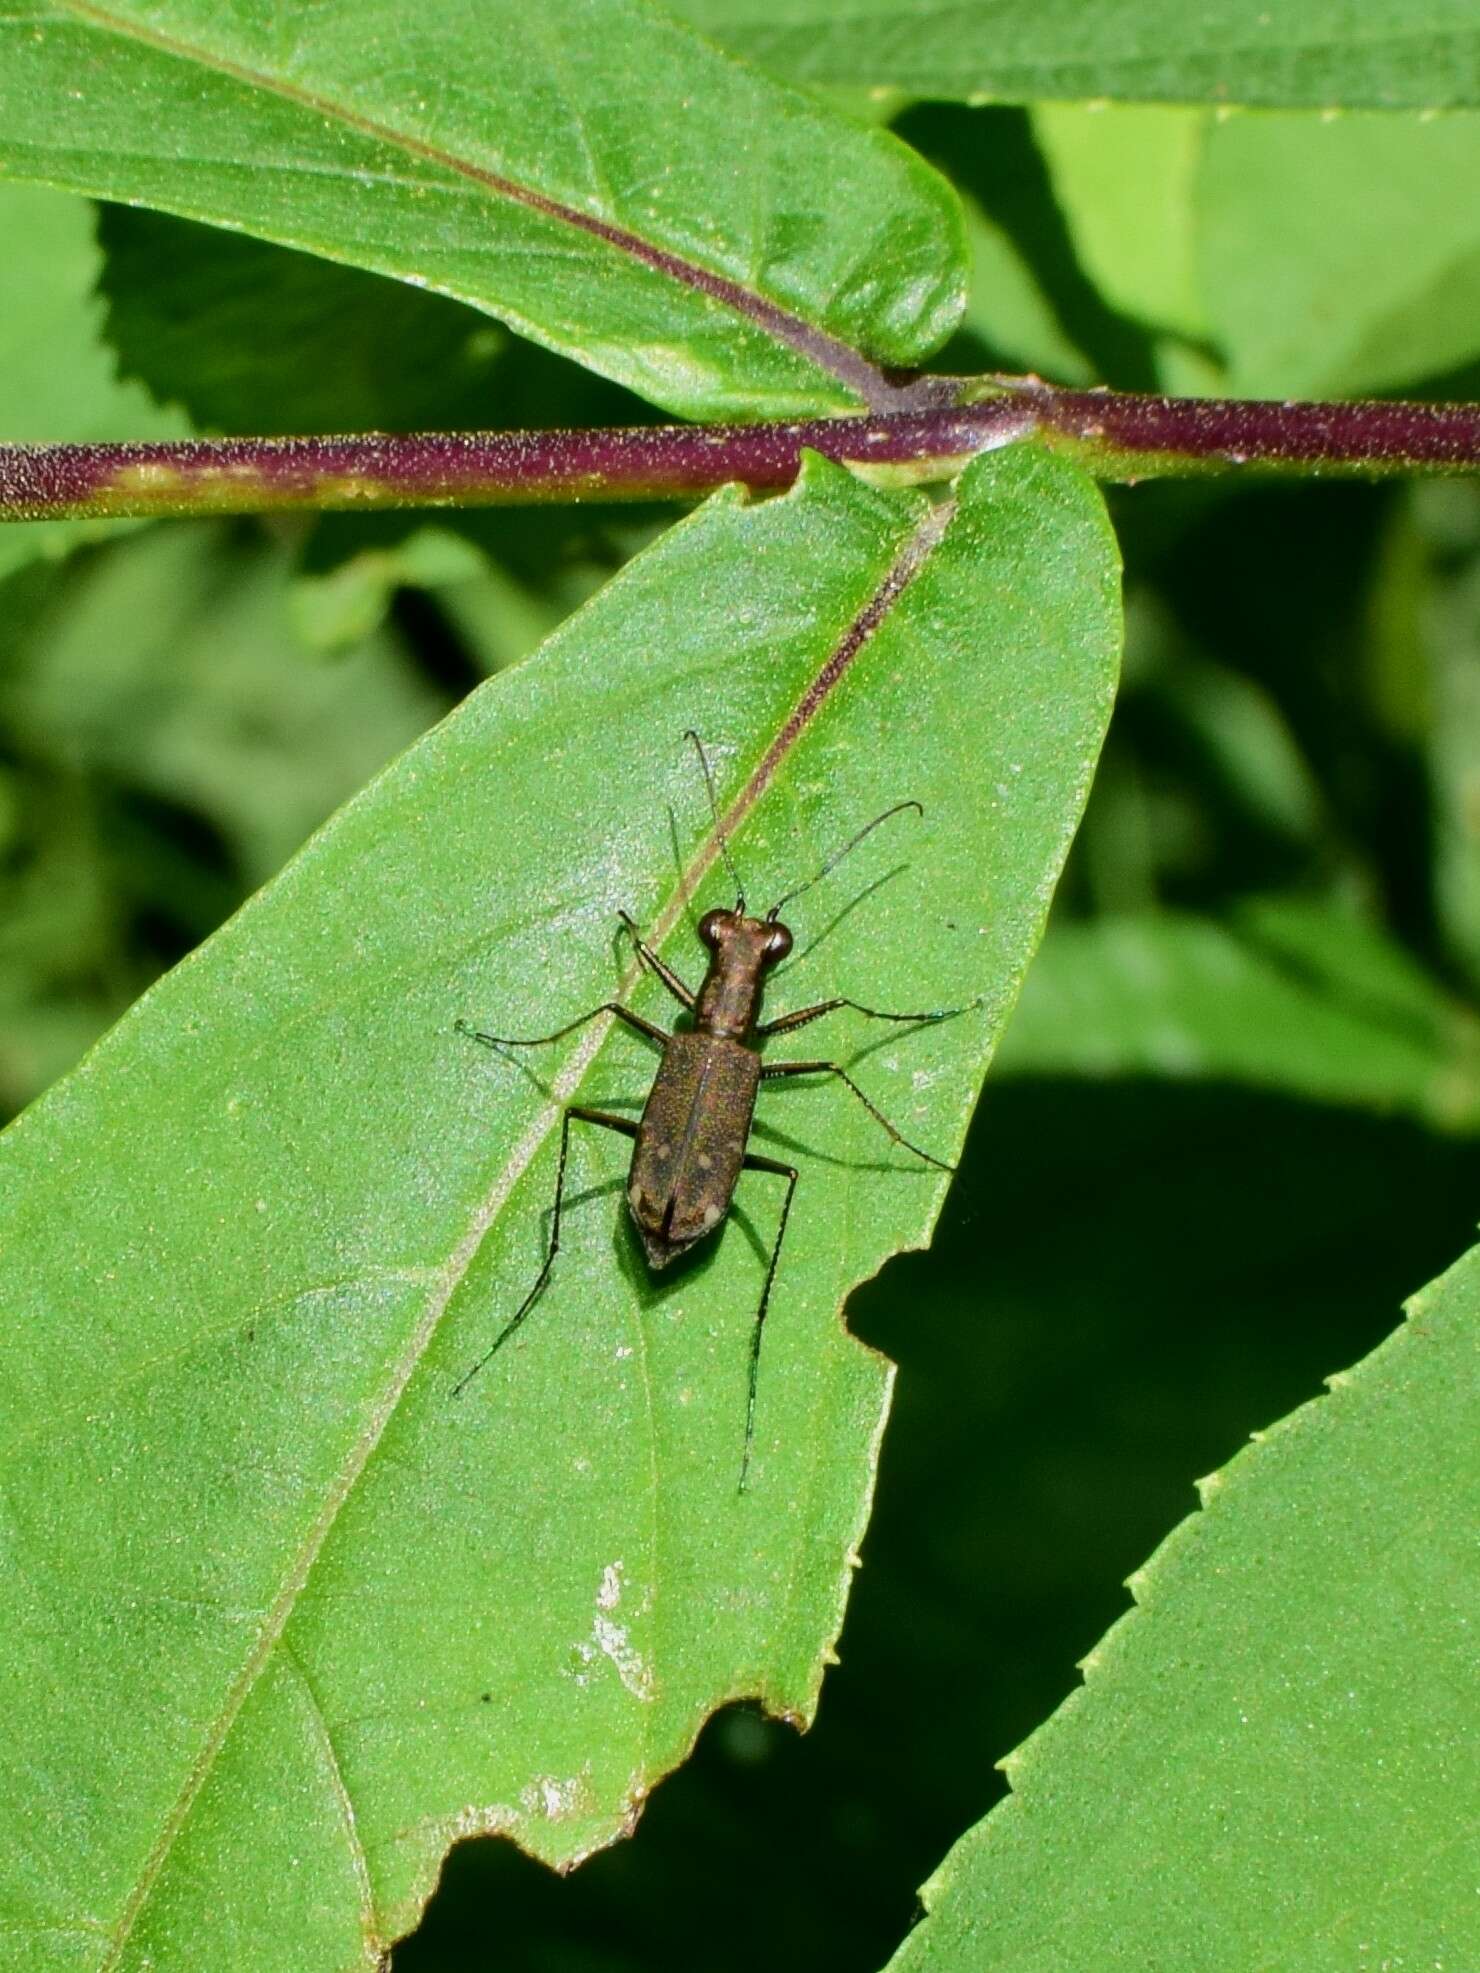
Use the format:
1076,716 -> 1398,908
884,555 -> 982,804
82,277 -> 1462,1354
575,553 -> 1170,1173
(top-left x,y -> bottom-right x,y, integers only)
667,0 -> 1480,112
288,526 -> 489,653
1031,105 -> 1210,345
1199,110 -> 1480,396
884,1231 -> 1480,1973
0,183 -> 188,580
0,0 -> 965,420
997,899 -> 1480,1130
95,207 -> 513,438
0,520 -> 446,886
0,520 -> 448,1118
1370,484 -> 1480,995
0,446 -> 1119,1969
952,195 -> 1095,386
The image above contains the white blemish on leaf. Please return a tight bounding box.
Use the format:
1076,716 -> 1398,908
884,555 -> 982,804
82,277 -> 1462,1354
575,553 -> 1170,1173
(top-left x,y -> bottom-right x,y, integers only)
565,1563 -> 655,1703
593,1614 -> 655,1701
520,1773 -> 587,1820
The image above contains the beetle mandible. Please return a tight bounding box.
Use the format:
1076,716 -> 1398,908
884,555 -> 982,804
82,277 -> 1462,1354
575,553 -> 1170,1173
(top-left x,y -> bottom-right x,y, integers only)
454,733 -> 967,1488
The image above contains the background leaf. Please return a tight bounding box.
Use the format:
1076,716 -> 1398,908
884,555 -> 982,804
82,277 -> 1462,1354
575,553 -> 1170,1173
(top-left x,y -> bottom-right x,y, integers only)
667,0 -> 1480,112
95,208 -> 512,439
0,0 -> 965,419
1369,482 -> 1480,995
995,897 -> 1480,1128
1019,103 -> 1480,397
892,105 -> 1157,391
0,519 -> 445,1120
1030,106 -> 1209,347
1199,110 -> 1480,396
0,183 -> 188,580
883,1232 -> 1480,1973
0,445 -> 1119,1969
899,111 -> 1095,387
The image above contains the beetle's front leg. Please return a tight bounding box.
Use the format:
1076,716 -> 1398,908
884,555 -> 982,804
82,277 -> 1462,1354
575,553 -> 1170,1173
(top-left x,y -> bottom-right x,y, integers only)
617,910 -> 697,1011
755,994 -> 976,1040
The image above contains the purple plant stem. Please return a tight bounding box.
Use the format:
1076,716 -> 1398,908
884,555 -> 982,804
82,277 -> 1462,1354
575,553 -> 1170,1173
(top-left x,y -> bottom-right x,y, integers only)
3,383 -> 1479,523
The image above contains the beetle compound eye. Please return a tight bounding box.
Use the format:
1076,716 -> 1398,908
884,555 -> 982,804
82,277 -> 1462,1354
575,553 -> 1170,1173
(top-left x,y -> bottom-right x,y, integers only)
698,909 -> 728,948
765,923 -> 793,963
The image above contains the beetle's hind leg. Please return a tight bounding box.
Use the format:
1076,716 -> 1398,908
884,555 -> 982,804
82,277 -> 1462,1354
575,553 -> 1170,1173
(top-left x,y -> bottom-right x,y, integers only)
451,1106 -> 639,1397
735,1151 -> 799,1494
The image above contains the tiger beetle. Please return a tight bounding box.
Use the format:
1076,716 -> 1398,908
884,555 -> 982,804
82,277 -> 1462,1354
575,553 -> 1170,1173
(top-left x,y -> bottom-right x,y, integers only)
454,733 -> 968,1490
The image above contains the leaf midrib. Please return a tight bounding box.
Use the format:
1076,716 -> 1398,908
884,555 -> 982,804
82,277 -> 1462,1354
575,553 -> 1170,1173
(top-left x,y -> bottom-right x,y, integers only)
53,0 -> 893,409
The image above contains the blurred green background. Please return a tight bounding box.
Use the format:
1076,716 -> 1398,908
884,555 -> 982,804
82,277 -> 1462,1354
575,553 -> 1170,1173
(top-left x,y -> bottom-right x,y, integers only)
2,96 -> 1478,1973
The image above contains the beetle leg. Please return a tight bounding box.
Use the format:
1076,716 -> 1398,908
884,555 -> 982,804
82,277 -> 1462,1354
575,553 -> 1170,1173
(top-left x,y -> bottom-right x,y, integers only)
736,1151 -> 799,1495
455,1001 -> 668,1049
452,1106 -> 640,1397
759,1059 -> 956,1173
756,994 -> 977,1039
616,909 -> 696,1010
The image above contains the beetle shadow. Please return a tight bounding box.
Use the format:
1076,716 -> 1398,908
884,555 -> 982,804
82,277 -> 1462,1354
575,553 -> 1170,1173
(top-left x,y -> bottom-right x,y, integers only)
666,800 -> 708,932
514,1139 -> 773,1304
514,1173 -> 625,1279
605,1188 -> 775,1298
458,1010 -> 660,1098
777,863 -> 907,972
745,1109 -> 930,1178
759,1006 -> 970,1087
492,1171 -> 731,1335
621,798 -> 710,948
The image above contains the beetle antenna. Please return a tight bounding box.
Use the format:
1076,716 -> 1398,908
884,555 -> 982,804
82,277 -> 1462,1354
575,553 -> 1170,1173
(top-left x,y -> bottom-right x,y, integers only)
767,800 -> 923,921
684,730 -> 747,910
